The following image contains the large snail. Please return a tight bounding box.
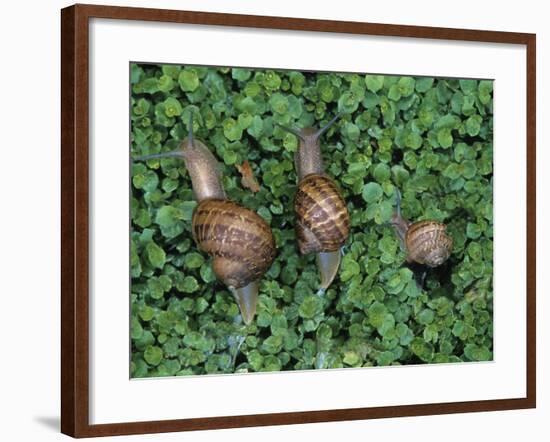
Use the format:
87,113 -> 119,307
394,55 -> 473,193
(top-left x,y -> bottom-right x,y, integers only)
390,190 -> 453,267
135,116 -> 276,324
278,114 -> 350,292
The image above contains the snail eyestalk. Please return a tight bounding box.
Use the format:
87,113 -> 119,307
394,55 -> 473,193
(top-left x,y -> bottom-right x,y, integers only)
314,112 -> 342,140
390,189 -> 410,249
230,281 -> 260,326
395,188 -> 402,218
187,112 -> 194,147
276,123 -> 305,141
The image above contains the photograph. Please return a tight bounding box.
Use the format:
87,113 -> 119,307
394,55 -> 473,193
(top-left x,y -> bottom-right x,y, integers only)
129,62 -> 494,378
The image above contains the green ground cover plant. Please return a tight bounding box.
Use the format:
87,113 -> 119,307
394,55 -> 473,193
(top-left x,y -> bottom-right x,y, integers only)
130,63 -> 493,377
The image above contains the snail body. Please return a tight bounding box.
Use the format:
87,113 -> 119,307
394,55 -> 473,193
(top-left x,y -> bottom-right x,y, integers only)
135,116 -> 276,324
390,190 -> 453,267
279,114 -> 350,291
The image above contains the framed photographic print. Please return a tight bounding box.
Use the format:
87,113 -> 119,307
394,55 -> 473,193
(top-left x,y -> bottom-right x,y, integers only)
61,3 -> 536,438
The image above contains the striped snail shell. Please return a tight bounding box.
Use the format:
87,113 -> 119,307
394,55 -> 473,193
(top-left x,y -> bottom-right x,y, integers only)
278,113 -> 349,291
390,190 -> 453,267
294,174 -> 350,255
404,221 -> 453,267
192,199 -> 276,289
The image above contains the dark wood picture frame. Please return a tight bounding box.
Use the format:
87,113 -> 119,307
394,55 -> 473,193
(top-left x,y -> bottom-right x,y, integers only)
61,3 -> 536,438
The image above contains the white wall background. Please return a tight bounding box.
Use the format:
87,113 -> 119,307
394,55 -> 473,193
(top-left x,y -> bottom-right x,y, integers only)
0,0 -> 546,440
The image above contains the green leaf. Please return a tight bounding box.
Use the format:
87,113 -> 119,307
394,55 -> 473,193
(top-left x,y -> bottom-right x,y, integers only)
130,64 -> 143,84
340,256 -> 360,282
263,71 -> 281,90
158,75 -> 174,92
139,305 -> 155,322
338,91 -> 360,113
262,336 -> 283,354
247,115 -> 264,139
269,93 -> 289,114
462,160 -> 477,179
405,132 -> 423,150
263,355 -> 282,371
200,263 -> 216,283
184,252 -> 205,269
465,115 -> 482,136
437,128 -> 453,148
417,308 -> 435,325
223,118 -> 243,141
459,79 -> 478,95
131,317 -> 143,339
247,350 -> 264,371
415,77 -> 434,93
178,69 -> 199,92
365,75 -> 384,93
343,351 -> 361,366
180,201 -> 197,221
464,343 -> 492,361
232,68 -> 252,82
410,338 -> 434,362
179,276 -> 199,293
373,163 -> 391,183
478,80 -> 493,105
388,84 -> 401,101
374,201 -> 393,225
466,223 -> 482,239
362,182 -> 383,203
298,295 -> 323,319
161,64 -> 181,79
368,301 -> 388,328
144,346 -> 163,366
397,76 -> 415,97
163,97 -> 182,117
155,206 -> 182,228
146,242 -> 166,269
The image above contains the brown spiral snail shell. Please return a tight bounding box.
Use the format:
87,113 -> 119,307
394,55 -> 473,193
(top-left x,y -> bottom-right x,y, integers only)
279,114 -> 350,291
135,116 -> 276,324
192,199 -> 276,292
390,190 -> 453,267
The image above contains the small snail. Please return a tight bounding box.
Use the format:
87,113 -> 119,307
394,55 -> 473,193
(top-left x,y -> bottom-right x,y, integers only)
390,190 -> 453,267
135,116 -> 276,324
278,114 -> 350,291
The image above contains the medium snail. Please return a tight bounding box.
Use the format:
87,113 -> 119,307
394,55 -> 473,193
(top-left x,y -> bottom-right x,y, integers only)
278,114 -> 350,291
390,190 -> 453,267
135,116 -> 276,324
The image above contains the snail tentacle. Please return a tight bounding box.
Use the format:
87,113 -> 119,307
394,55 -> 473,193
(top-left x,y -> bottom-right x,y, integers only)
314,111 -> 342,140
276,123 -> 305,141
390,189 -> 410,250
